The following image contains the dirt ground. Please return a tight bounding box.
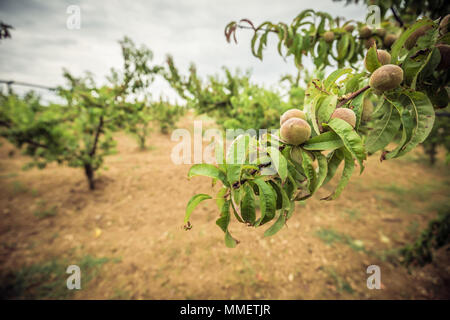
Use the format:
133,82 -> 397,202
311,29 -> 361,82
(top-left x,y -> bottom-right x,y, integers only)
0,112 -> 449,299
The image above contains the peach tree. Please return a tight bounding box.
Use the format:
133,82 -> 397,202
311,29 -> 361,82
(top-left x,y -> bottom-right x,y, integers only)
0,38 -> 162,190
184,6 -> 449,248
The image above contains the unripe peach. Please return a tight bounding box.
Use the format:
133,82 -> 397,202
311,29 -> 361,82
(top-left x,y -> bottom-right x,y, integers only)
383,34 -> 397,48
404,25 -> 433,50
376,28 -> 386,38
436,44 -> 450,70
359,26 -> 372,39
330,108 -> 356,128
439,14 -> 450,34
344,24 -> 355,32
280,118 -> 311,145
323,31 -> 335,43
280,109 -> 307,126
364,37 -> 376,49
364,49 -> 391,71
369,64 -> 404,93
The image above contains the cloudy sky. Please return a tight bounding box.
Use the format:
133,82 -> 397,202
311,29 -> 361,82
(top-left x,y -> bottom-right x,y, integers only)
0,0 -> 366,103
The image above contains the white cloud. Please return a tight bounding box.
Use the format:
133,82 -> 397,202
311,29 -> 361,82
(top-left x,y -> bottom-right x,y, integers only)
0,0 -> 367,102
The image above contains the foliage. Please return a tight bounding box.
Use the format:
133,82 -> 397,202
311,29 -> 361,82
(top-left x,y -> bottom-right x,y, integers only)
164,57 -> 292,131
421,110 -> 450,164
0,38 -> 167,189
399,203 -> 450,266
183,6 -> 449,247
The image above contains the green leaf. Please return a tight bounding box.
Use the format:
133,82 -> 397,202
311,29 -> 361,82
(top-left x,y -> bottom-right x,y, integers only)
226,134 -> 250,164
317,95 -> 338,126
225,230 -> 238,248
337,34 -> 350,61
215,187 -> 228,211
241,184 -> 256,224
323,68 -> 352,91
312,152 -> 328,193
303,131 -> 344,151
326,118 -> 366,173
216,200 -> 231,232
185,194 -> 212,223
267,146 -> 288,181
322,149 -> 354,200
188,164 -> 228,186
392,91 -> 435,158
366,100 -> 401,154
252,177 -> 277,226
365,45 -> 382,73
300,148 -> 316,193
323,149 -> 344,186
264,213 -> 286,237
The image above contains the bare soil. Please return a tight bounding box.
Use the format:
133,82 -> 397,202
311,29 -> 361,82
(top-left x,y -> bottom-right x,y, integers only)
0,113 -> 449,299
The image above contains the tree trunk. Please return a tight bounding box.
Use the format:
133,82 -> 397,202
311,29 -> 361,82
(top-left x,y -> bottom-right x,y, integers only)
84,163 -> 95,190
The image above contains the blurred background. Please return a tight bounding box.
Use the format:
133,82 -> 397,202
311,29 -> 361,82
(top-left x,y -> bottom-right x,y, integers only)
0,0 -> 449,299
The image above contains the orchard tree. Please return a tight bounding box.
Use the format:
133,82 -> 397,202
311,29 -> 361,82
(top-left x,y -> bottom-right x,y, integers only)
0,37 -> 163,189
164,56 -> 291,130
183,4 -> 449,254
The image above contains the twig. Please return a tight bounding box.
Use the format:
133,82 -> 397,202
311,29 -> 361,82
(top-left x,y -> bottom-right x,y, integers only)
390,6 -> 404,28
336,85 -> 370,108
89,116 -> 104,157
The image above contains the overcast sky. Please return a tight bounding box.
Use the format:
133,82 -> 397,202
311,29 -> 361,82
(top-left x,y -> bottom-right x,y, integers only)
0,0 -> 366,103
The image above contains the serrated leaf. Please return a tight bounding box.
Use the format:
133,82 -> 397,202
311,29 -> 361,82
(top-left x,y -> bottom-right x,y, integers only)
185,193 -> 212,223
225,231 -> 237,248
216,199 -> 231,232
337,33 -> 350,61
391,19 -> 434,64
215,187 -> 228,211
317,95 -> 338,126
322,149 -> 344,186
252,177 -> 276,226
241,183 -> 256,224
312,151 -> 328,193
365,45 -> 382,73
303,131 -> 344,150
264,213 -> 286,237
267,146 -> 288,181
322,149 -> 354,200
188,164 -> 228,187
300,148 -> 316,193
326,118 -> 366,173
392,91 -> 435,158
365,100 -> 401,154
324,68 -> 353,91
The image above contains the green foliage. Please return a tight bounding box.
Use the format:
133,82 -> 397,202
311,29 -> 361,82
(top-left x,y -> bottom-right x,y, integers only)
164,58 -> 292,131
183,6 -> 449,247
399,204 -> 450,266
0,37 -> 178,189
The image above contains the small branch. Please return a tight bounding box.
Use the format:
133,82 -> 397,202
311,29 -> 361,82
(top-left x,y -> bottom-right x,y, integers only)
23,139 -> 49,149
89,116 -> 104,157
390,6 -> 404,28
336,85 -> 370,108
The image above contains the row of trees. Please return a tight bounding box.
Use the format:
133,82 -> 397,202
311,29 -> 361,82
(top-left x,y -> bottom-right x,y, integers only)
0,37 -> 184,189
